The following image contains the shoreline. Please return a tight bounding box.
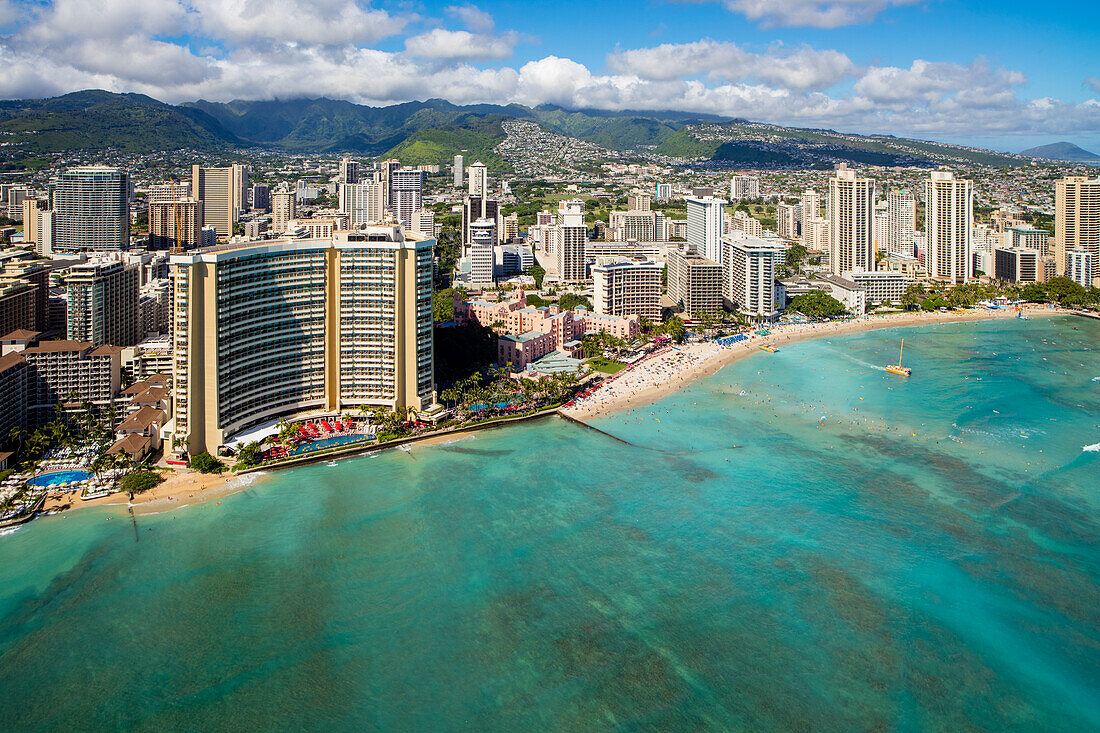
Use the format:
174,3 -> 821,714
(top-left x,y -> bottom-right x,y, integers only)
34,408 -> 562,520
25,306 -> 1068,524
559,306 -> 1066,421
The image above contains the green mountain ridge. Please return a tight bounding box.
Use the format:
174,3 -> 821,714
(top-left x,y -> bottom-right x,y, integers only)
0,89 -> 1043,170
0,90 -> 241,153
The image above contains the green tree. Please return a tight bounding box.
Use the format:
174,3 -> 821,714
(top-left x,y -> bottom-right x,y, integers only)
558,293 -> 593,311
789,290 -> 846,318
525,265 -> 546,289
121,470 -> 163,494
235,442 -> 263,468
664,314 -> 687,343
189,451 -> 224,473
784,243 -> 807,276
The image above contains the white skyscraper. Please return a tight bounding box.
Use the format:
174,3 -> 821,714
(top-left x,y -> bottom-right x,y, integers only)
453,154 -> 464,187
468,218 -> 496,283
886,190 -> 917,256
467,162 -> 488,198
722,233 -> 784,319
800,189 -> 820,246
686,196 -> 726,263
556,200 -> 588,282
827,166 -> 875,275
340,181 -> 386,227
924,170 -> 973,284
730,175 -> 760,200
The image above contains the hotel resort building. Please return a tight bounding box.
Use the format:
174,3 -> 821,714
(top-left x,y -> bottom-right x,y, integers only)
170,226 -> 435,456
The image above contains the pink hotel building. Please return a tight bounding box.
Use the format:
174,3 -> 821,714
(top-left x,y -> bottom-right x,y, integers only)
453,289 -> 640,369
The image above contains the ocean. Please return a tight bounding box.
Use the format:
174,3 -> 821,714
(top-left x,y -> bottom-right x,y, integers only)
1,316 -> 1097,730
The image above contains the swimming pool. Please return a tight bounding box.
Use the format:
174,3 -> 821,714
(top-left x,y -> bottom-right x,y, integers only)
27,470 -> 91,487
287,434 -> 370,456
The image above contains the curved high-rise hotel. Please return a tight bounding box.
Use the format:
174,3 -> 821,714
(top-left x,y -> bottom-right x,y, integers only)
171,226 -> 435,455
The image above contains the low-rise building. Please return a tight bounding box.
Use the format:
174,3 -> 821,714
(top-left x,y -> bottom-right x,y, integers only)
846,270 -> 905,304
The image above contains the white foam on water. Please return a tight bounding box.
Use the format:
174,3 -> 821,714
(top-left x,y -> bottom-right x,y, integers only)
0,526 -> 21,538
1083,442 -> 1100,453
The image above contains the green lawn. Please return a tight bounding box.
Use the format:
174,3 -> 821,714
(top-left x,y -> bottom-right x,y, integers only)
589,357 -> 627,374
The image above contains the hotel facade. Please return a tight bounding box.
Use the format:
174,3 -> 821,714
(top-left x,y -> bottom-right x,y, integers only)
171,227 -> 435,455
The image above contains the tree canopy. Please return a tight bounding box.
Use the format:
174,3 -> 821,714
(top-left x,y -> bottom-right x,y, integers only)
789,290 -> 846,318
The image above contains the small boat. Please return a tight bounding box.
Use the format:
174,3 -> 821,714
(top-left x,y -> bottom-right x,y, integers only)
759,344 -> 778,353
885,339 -> 911,376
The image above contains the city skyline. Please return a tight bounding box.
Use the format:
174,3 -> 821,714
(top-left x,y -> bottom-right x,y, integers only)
0,0 -> 1097,153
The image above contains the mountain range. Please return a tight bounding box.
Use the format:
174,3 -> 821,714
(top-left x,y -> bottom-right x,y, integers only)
0,89 -> 1042,170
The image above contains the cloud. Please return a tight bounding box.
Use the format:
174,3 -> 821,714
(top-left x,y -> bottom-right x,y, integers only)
716,0 -> 918,28
0,1 -> 1096,142
1086,77 -> 1100,93
444,4 -> 494,33
404,28 -> 518,61
608,40 -> 857,91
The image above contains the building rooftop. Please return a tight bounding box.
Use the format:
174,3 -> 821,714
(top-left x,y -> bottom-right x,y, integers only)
22,340 -> 94,354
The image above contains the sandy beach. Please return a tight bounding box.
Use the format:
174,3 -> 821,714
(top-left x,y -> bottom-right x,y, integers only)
38,468 -> 267,517
560,306 -> 1065,420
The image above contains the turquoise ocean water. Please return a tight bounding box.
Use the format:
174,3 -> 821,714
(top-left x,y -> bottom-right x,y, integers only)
0,316 -> 1097,730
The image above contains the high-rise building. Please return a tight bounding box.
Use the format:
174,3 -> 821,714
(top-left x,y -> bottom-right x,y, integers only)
468,219 -> 496,283
994,246 -> 1039,283
1066,249 -> 1095,288
338,159 -> 360,186
467,161 -> 489,198
462,197 -> 500,251
924,170 -> 973,284
390,168 -> 426,228
730,175 -> 760,200
730,210 -> 763,238
340,181 -> 385,227
627,190 -> 652,212
609,210 -> 658,242
148,182 -> 190,204
170,227 -> 435,456
1054,176 -> 1100,285
51,166 -> 130,253
722,233 -> 784,319
591,257 -> 662,320
272,190 -> 297,234
827,166 -> 875,275
656,183 -> 673,202
411,209 -> 435,238
149,198 -> 202,251
500,212 -> 519,243
1004,225 -> 1050,254
886,191 -> 917,256
251,183 -> 271,213
453,155 -> 464,187
556,200 -> 588,282
666,249 -> 722,316
686,196 -> 726,263
20,197 -> 50,252
777,203 -> 800,240
191,165 -> 247,239
66,259 -> 140,347
800,189 -> 820,245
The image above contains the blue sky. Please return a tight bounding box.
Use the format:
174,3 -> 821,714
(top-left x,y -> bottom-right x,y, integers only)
0,0 -> 1097,152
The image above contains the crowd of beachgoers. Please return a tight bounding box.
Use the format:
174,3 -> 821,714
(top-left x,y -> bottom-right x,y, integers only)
561,306 -> 1060,419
